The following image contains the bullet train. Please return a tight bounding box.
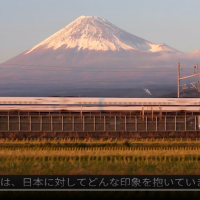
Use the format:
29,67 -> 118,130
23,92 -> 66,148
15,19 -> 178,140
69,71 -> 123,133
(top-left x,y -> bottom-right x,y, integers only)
0,97 -> 199,112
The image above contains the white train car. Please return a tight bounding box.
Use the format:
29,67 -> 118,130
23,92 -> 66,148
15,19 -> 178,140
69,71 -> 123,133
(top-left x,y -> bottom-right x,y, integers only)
0,97 -> 199,111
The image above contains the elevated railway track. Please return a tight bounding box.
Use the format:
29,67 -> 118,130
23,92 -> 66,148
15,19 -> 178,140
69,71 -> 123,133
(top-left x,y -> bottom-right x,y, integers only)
0,109 -> 199,138
0,97 -> 200,137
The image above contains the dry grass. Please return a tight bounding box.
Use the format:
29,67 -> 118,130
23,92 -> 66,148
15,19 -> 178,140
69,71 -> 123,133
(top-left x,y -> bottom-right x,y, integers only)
0,140 -> 199,175
0,147 -> 200,157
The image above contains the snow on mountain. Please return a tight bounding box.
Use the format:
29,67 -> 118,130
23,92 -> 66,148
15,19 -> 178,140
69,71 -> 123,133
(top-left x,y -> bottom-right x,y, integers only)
25,16 -> 179,54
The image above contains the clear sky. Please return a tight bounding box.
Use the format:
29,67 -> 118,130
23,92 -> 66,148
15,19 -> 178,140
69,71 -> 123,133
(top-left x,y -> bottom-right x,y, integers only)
0,0 -> 200,64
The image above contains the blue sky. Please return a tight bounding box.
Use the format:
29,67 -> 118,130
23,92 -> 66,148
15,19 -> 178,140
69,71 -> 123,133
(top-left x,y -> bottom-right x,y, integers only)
0,0 -> 200,63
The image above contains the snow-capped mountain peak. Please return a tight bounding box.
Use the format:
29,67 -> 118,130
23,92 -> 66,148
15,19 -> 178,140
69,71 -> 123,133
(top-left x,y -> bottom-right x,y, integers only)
25,15 -> 179,54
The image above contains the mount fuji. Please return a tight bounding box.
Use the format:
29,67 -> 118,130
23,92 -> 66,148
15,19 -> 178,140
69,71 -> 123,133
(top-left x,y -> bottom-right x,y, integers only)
0,16 -> 199,97
25,16 -> 179,53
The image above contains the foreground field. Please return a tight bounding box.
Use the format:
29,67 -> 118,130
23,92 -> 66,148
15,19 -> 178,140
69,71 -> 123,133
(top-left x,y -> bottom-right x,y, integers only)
0,140 -> 200,175
0,141 -> 200,199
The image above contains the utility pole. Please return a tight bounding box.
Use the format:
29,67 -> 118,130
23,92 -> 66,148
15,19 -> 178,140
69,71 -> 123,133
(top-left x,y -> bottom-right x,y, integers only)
177,62 -> 200,98
177,62 -> 180,98
198,64 -> 200,97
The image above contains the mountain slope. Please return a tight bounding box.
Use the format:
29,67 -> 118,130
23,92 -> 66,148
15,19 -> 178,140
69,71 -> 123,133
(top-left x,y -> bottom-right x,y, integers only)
25,16 -> 179,54
1,16 -> 199,97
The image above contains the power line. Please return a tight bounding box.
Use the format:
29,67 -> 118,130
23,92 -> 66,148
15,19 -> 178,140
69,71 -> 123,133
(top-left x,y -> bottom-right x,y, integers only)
0,63 -> 193,71
0,76 -> 177,82
0,68 -> 182,72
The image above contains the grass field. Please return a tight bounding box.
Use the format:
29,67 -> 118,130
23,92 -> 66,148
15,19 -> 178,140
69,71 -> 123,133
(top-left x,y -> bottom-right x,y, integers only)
0,139 -> 200,199
0,139 -> 200,175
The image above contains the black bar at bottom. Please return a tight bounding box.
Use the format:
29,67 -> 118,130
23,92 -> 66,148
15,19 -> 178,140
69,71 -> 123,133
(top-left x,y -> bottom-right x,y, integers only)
1,175 -> 200,190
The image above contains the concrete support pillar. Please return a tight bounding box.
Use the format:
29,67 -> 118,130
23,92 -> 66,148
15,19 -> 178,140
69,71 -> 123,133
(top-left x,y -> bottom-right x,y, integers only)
104,116 -> 106,131
8,116 -> 9,131
51,116 -> 53,131
94,116 -> 95,131
40,116 -> 42,131
19,115 -> 20,131
159,106 -> 162,121
62,116 -> 63,131
146,116 -> 147,131
125,116 -> 126,131
156,116 -> 157,131
175,116 -> 176,131
30,116 -> 31,131
115,116 -> 116,131
135,116 -> 137,131
185,115 -> 186,131
83,116 -> 85,131
72,116 -> 74,131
